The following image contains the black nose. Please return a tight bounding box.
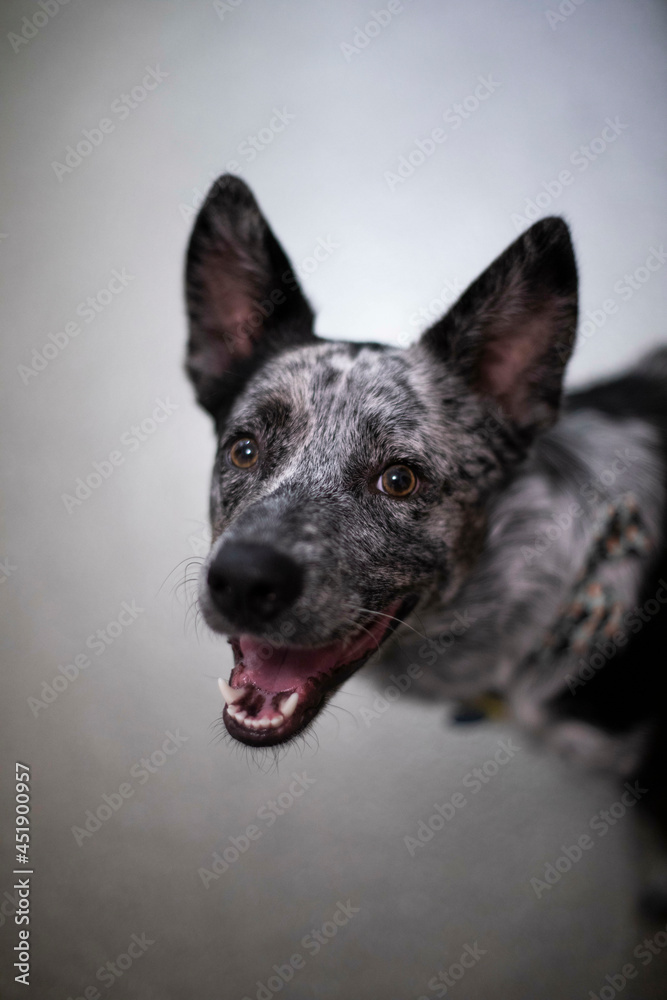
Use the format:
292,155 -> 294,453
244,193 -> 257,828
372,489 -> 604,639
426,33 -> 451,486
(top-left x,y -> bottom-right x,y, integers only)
207,543 -> 303,625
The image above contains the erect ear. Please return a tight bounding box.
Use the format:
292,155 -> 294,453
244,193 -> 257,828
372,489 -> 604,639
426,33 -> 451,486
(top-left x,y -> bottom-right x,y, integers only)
185,175 -> 316,417
420,217 -> 578,436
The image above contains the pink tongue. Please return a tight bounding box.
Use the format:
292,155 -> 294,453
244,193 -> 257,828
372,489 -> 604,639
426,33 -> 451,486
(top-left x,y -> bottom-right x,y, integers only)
238,636 -> 343,693
237,606 -> 401,694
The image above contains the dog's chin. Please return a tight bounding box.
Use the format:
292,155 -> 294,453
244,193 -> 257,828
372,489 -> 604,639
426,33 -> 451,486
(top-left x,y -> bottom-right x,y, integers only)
218,596 -> 416,746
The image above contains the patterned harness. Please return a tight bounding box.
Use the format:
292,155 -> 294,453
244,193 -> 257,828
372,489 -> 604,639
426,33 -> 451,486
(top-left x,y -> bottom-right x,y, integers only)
453,494 -> 652,724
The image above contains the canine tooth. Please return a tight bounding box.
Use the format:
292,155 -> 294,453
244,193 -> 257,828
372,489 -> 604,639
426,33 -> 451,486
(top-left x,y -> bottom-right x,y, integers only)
218,678 -> 247,705
280,692 -> 299,719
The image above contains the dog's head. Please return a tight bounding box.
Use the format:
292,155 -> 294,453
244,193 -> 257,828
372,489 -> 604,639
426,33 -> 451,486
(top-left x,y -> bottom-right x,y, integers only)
185,175 -> 577,746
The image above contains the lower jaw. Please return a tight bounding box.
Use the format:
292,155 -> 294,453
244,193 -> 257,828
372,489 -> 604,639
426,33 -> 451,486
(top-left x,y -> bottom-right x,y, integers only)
222,651 -> 371,747
221,595 -> 418,747
223,700 -> 318,747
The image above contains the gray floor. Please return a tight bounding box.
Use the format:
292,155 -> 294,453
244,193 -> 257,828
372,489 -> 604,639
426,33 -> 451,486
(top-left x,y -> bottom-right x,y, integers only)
2,1 -> 667,997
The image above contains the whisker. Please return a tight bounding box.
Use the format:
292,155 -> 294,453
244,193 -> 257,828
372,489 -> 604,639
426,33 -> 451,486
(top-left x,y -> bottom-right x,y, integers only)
323,701 -> 357,724
157,556 -> 204,597
329,688 -> 367,700
338,614 -> 383,653
345,604 -> 429,642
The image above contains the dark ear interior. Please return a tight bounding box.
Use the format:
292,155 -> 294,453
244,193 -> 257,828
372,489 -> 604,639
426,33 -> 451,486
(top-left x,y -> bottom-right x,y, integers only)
185,175 -> 316,417
420,217 -> 578,435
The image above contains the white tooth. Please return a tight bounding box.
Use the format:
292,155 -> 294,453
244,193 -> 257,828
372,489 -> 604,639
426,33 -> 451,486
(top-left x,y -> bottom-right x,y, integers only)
270,715 -> 284,728
228,708 -> 246,721
218,678 -> 247,705
255,718 -> 272,729
280,692 -> 299,719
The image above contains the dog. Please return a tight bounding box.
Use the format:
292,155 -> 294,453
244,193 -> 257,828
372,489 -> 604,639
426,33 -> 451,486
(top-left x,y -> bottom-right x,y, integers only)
184,175 -> 667,904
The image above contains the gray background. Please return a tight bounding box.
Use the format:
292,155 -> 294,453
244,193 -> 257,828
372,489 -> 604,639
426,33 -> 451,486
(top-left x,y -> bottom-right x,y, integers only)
1,1 -> 667,997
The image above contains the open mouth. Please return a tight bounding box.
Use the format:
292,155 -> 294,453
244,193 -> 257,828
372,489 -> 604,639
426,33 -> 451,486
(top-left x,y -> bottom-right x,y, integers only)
217,596 -> 416,746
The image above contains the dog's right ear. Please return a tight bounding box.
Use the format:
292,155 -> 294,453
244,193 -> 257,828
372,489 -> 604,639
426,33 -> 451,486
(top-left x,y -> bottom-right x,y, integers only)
185,175 -> 316,417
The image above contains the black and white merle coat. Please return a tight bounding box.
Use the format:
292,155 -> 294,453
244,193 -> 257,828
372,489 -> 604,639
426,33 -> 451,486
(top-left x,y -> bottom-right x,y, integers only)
184,175 -> 667,873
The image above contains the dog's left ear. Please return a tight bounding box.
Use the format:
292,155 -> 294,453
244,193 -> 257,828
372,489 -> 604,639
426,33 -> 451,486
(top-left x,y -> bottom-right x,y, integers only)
420,217 -> 578,436
185,175 -> 316,417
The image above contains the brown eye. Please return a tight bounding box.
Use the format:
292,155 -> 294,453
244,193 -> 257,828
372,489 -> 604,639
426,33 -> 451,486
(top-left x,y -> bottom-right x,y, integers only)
378,464 -> 417,498
229,437 -> 259,469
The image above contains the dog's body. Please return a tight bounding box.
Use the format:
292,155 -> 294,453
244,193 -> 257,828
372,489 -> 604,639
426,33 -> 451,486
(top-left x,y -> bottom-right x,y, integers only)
184,176 -> 667,888
386,369 -> 667,772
